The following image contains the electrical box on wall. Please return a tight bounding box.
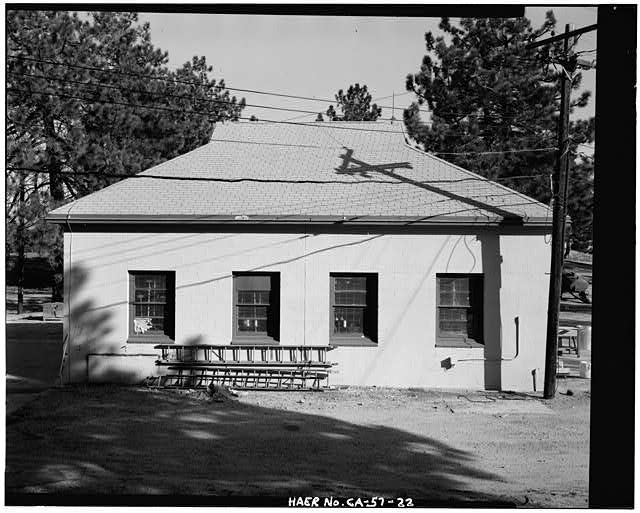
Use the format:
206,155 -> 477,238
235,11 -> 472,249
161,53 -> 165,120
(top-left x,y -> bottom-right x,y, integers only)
440,356 -> 457,370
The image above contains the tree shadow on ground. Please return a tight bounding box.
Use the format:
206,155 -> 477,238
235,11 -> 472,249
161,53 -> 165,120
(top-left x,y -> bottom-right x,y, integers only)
6,386 -> 516,506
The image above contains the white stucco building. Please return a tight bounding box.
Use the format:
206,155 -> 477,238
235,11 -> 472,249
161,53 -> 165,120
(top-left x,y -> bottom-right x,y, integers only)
48,121 -> 552,391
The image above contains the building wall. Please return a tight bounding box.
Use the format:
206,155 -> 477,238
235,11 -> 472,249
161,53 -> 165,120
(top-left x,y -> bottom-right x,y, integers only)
62,228 -> 550,391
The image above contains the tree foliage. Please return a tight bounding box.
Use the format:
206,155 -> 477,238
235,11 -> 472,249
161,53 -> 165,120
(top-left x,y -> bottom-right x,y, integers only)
7,10 -> 246,302
404,13 -> 594,249
326,83 -> 382,121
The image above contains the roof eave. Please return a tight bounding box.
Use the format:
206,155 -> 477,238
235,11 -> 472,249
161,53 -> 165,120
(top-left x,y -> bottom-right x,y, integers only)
47,213 -> 552,228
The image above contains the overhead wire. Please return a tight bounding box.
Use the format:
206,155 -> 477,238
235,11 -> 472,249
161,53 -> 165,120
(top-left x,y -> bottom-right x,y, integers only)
7,85 -> 563,150
7,53 -> 428,113
9,53 -> 573,140
8,69 -> 421,122
281,92 -> 411,122
7,70 -> 323,118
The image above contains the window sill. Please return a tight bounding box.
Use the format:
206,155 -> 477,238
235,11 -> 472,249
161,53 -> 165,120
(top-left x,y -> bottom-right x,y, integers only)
127,335 -> 174,344
330,336 -> 377,347
436,339 -> 484,349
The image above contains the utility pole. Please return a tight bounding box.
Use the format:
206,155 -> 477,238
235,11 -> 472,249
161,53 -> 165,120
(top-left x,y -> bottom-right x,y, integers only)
526,23 -> 597,399
543,24 -> 572,399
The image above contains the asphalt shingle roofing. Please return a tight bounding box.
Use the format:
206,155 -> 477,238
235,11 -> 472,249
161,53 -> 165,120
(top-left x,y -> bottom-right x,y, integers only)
48,121 -> 551,226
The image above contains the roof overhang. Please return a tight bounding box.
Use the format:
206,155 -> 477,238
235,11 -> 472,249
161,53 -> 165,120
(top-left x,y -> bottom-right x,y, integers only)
47,213 -> 553,228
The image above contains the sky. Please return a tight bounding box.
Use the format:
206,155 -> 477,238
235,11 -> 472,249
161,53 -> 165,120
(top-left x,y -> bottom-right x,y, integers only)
137,6 -> 598,124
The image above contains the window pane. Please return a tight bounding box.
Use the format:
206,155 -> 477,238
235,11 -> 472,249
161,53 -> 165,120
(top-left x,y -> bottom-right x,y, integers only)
135,289 -> 150,303
235,275 -> 271,290
135,288 -> 167,303
238,317 -> 268,333
133,316 -> 164,334
453,290 -> 470,307
438,307 -> 479,338
233,273 -> 279,340
130,272 -> 174,339
439,278 -> 454,294
439,290 -> 454,305
135,274 -> 166,290
149,317 -> 165,331
439,277 -> 471,306
135,304 -> 166,317
437,276 -> 482,342
238,318 -> 254,332
335,277 -> 366,291
439,307 -> 468,322
238,290 -> 270,305
452,278 -> 469,306
334,307 -> 364,334
440,320 -> 468,334
237,306 -> 268,319
335,291 -> 367,306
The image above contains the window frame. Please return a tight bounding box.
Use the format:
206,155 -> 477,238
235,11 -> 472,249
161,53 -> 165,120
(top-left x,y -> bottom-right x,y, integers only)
232,272 -> 280,345
330,272 -> 378,346
435,273 -> 484,348
128,271 -> 175,344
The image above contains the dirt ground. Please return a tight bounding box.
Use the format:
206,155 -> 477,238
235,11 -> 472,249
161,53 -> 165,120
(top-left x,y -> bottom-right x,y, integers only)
5,379 -> 590,507
5,286 -> 53,322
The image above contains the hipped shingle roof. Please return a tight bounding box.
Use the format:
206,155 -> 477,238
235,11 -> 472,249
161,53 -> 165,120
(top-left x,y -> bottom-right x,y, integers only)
48,121 -> 551,226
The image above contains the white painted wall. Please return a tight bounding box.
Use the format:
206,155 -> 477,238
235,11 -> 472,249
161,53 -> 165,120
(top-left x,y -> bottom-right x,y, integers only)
62,228 -> 550,391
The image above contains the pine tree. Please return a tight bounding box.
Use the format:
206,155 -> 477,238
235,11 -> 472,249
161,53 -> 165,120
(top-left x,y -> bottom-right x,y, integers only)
326,84 -> 382,121
7,10 -> 246,307
404,13 -> 594,249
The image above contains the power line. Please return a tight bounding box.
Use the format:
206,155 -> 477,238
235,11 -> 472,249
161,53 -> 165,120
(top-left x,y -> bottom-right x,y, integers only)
7,70 -> 311,117
7,69 -> 408,122
7,86 -> 406,134
7,85 -> 560,160
8,71 -> 544,135
7,54 -> 427,113
7,84 -> 560,157
281,92 -> 411,122
433,147 -> 557,156
9,85 -> 555,145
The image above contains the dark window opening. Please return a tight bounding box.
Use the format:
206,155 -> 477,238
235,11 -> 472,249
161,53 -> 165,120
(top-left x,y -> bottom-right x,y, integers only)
436,274 -> 483,348
330,273 -> 378,345
128,271 -> 175,342
233,272 -> 280,343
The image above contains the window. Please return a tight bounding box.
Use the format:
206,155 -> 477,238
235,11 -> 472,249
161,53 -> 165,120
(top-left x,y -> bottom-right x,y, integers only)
233,272 -> 280,343
436,274 -> 483,348
330,273 -> 378,345
128,271 -> 175,342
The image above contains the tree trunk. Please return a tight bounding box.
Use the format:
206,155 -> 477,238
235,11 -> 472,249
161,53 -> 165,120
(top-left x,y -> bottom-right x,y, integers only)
44,115 -> 65,301
51,238 -> 64,302
44,116 -> 66,202
16,175 -> 26,314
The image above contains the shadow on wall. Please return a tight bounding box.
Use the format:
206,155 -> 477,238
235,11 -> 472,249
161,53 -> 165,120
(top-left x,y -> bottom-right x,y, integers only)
64,263 -> 146,385
358,236 -> 453,384
480,233 -> 502,390
6,386 -> 515,505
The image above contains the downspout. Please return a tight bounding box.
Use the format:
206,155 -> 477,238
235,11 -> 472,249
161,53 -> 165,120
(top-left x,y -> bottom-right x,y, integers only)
456,315 -> 520,363
57,203 -> 75,385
